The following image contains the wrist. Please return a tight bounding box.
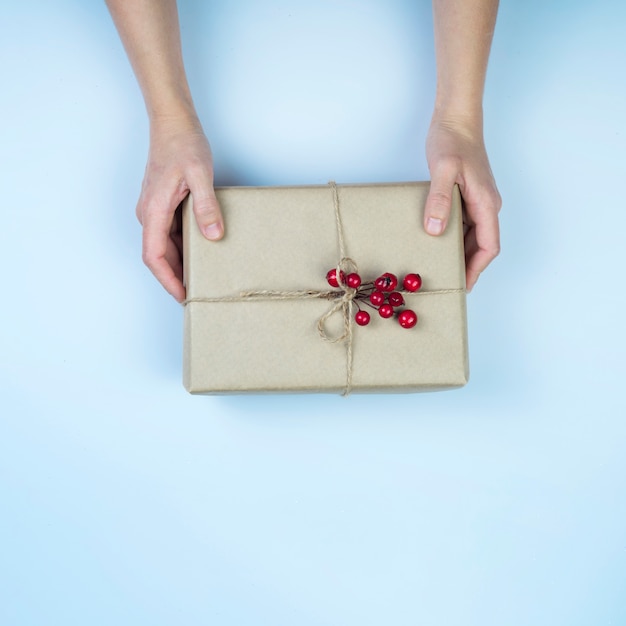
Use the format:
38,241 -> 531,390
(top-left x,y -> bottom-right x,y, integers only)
149,105 -> 204,138
430,106 -> 484,141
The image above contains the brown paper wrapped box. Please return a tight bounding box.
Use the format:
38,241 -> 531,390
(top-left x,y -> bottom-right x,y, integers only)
182,182 -> 468,394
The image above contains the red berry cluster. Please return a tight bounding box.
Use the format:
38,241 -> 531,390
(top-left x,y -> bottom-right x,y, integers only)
326,269 -> 422,329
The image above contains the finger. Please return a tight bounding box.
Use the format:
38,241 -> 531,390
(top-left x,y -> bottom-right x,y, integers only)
187,167 -> 224,241
424,161 -> 458,236
164,236 -> 184,285
466,247 -> 496,292
464,204 -> 501,292
141,199 -> 186,303
463,228 -> 481,291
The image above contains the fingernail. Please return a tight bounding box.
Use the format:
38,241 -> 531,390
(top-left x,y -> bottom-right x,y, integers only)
204,222 -> 223,240
426,217 -> 444,235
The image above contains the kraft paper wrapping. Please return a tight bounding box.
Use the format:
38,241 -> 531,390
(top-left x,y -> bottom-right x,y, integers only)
182,182 -> 468,394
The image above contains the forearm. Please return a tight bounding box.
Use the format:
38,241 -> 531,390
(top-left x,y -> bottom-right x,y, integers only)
105,0 -> 197,125
431,0 -> 499,127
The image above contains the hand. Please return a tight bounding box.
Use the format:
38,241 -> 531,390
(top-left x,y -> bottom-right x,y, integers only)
424,117 -> 501,292
135,117 -> 224,302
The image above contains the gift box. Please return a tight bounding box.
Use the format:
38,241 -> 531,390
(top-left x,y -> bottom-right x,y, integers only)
182,182 -> 468,394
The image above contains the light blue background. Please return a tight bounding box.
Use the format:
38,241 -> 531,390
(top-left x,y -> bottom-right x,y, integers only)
1,1 -> 625,625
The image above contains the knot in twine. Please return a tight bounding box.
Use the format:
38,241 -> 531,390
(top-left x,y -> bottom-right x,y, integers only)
314,255 -> 359,395
316,256 -> 359,344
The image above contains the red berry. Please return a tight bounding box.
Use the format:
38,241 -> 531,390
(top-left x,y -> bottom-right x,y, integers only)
355,310 -> 370,326
346,272 -> 362,289
374,273 -> 398,292
403,273 -> 422,292
398,309 -> 418,328
370,290 -> 385,306
379,304 -> 394,319
326,268 -> 345,287
388,291 -> 404,307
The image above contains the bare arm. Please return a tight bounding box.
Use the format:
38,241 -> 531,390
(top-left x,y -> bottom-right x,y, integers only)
106,0 -> 224,302
425,0 -> 501,291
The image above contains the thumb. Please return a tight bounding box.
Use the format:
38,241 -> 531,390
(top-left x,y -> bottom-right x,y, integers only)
188,174 -> 224,241
424,170 -> 456,236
